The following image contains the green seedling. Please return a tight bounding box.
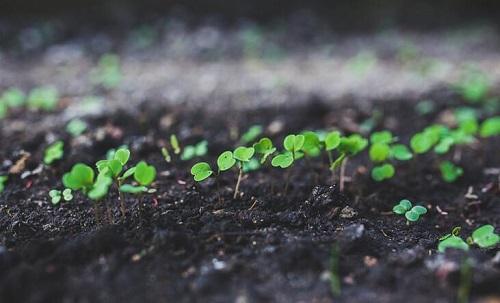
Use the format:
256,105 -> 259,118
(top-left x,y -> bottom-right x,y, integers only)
240,125 -> 263,144
369,143 -> 391,162
410,124 -> 447,154
49,188 -> 73,205
119,161 -> 157,194
191,162 -> 213,182
392,199 -> 427,223
334,134 -> 368,190
181,140 -> 208,160
63,163 -> 95,192
301,131 -> 322,157
161,147 -> 171,163
170,134 -> 181,154
91,53 -> 122,89
371,163 -> 395,181
479,116 -> 500,137
456,68 -> 489,103
44,141 -> 64,165
87,172 -> 113,200
66,119 -> 87,137
272,134 -> 305,193
438,227 -> 469,253
232,146 -> 255,198
1,88 -> 25,108
324,131 -> 341,162
469,225 -> 499,248
439,161 -> 463,183
27,86 -> 59,111
253,137 -> 276,164
0,176 -> 7,193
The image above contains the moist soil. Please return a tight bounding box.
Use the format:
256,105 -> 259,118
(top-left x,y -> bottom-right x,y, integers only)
0,92 -> 499,303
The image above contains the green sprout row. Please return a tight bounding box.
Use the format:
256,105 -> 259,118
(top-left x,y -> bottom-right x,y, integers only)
0,86 -> 59,119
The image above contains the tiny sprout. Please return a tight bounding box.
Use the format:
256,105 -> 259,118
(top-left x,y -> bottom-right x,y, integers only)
44,141 -> 64,165
63,163 -> 95,192
181,140 -> 208,160
253,137 -> 276,164
0,176 -> 8,193
66,119 -> 87,137
371,163 -> 395,181
439,161 -> 463,183
27,86 -> 59,111
470,225 -> 499,248
49,189 -> 73,205
217,151 -> 236,171
434,137 -> 454,154
479,116 -> 500,137
438,227 -> 469,253
392,199 -> 427,223
391,144 -> 413,160
338,134 -> 368,156
92,53 -> 122,89
170,134 -> 181,154
240,125 -> 263,144
191,162 -> 213,182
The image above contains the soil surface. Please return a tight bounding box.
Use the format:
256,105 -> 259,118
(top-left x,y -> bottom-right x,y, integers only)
1,90 -> 499,303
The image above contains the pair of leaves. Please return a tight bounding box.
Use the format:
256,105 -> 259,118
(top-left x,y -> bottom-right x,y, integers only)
271,134 -> 305,169
338,134 -> 368,156
371,163 -> 395,181
44,141 -> 64,165
439,161 -> 463,183
119,161 -> 157,194
66,119 -> 88,137
392,199 -> 427,222
218,146 -> 255,170
49,189 -> 73,205
253,138 -> 276,164
438,225 -> 499,252
63,163 -> 95,191
181,140 -> 208,160
96,148 -> 131,178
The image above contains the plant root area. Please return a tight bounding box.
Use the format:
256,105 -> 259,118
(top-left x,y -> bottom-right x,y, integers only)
1,94 -> 499,303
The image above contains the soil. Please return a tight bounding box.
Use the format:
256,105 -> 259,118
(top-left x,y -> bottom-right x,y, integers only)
1,91 -> 499,303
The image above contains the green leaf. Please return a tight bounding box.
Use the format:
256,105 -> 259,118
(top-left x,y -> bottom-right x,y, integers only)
0,176 -> 8,193
393,204 -> 407,215
438,235 -> 469,253
217,151 -> 236,171
391,144 -> 413,161
62,189 -> 73,201
49,189 -> 60,198
412,205 -> 427,215
180,146 -> 196,160
240,125 -> 263,144
338,134 -> 368,156
301,131 -> 322,156
1,88 -> 25,107
51,195 -> 61,205
62,163 -> 95,191
330,153 -> 346,171
233,146 -> 255,162
471,225 -> 499,248
271,152 -> 294,168
253,137 -> 276,163
191,162 -> 213,182
405,210 -> 420,222
134,161 -> 156,186
479,116 -> 500,137
434,137 -> 454,154
195,140 -> 208,156
325,131 -> 341,151
399,199 -> 412,211
369,143 -> 390,162
66,119 -> 87,137
371,163 -> 395,181
44,141 -> 64,165
119,184 -> 148,194
114,148 -> 130,165
284,134 -> 305,152
370,131 -> 393,144
410,133 -> 432,154
439,161 -> 463,183
27,86 -> 59,111
121,167 -> 136,180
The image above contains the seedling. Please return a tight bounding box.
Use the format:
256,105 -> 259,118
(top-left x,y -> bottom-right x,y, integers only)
170,134 -> 181,154
392,199 -> 427,223
479,116 -> 500,137
119,161 -> 157,193
27,86 -> 59,111
44,141 -> 64,165
181,140 -> 208,160
49,189 -> 73,205
439,161 -> 463,183
334,134 -> 368,190
66,119 -> 88,137
240,125 -> 263,144
469,224 -> 499,248
301,131 -> 322,157
63,163 -> 95,192
272,134 -> 305,194
456,68 -> 489,103
438,227 -> 469,252
1,88 -> 25,108
391,144 -> 413,160
371,163 -> 395,181
161,147 -> 171,163
253,137 -> 276,164
233,146 -> 255,198
0,176 -> 7,193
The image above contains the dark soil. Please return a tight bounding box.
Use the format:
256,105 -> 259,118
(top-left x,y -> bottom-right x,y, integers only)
0,92 -> 499,303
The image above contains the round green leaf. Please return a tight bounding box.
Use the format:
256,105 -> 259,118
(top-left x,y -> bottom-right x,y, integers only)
114,148 -> 130,165
284,134 -> 305,152
233,146 -> 255,162
410,133 -> 432,154
191,162 -> 213,182
133,161 -> 156,186
399,199 -> 412,211
371,163 -> 395,181
391,144 -> 413,161
412,205 -> 427,215
271,152 -> 294,168
369,143 -> 390,162
393,205 -> 407,215
405,210 -> 420,222
438,235 -> 469,253
370,131 -> 393,144
325,131 -> 341,151
217,151 -> 236,171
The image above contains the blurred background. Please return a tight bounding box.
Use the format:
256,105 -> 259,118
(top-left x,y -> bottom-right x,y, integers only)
1,0 -> 500,112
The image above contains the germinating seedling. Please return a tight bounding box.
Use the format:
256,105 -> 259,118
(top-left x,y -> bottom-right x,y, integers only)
253,137 -> 276,164
392,199 -> 427,224
181,140 -> 208,160
49,189 -> 73,205
438,225 -> 499,252
439,161 -> 463,183
333,134 -> 368,191
232,146 -> 255,198
119,161 -> 157,194
272,134 -> 305,194
44,141 -> 64,165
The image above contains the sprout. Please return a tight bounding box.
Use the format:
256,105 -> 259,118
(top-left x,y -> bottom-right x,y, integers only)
181,140 -> 208,160
392,199 -> 427,223
438,227 -> 469,253
191,162 -> 213,182
410,133 -> 433,154
88,172 -> 113,200
49,189 -> 73,205
470,225 -> 499,248
232,146 -> 255,198
456,68 -> 489,103
161,147 -> 171,163
324,131 -> 341,151
439,161 -> 463,183
0,176 -> 8,193
434,137 -> 454,154
371,163 -> 395,181
63,163 -> 95,192
271,152 -> 294,168
27,86 -> 59,111
333,134 -> 368,190
66,119 -> 88,137
170,134 -> 181,154
253,137 -> 276,164
479,116 -> 500,137
240,125 -> 263,144
44,140 -> 64,165
369,143 -> 390,162
271,134 -> 305,168
133,161 -> 156,186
